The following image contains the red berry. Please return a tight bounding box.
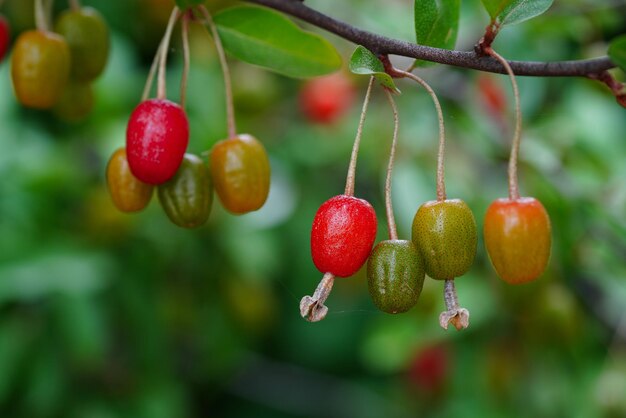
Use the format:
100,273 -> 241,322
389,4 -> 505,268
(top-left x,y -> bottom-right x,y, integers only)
126,99 -> 189,185
311,195 -> 377,277
484,197 -> 551,284
0,15 -> 9,62
299,72 -> 355,124
477,73 -> 506,118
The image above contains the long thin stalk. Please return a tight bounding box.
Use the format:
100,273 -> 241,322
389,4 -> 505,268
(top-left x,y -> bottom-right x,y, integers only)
395,69 -> 446,201
142,38 -> 165,101
180,14 -> 191,109
486,48 -> 522,200
157,8 -> 181,101
69,0 -> 81,11
35,0 -> 49,31
198,5 -> 237,138
344,76 -> 375,197
383,88 -> 399,241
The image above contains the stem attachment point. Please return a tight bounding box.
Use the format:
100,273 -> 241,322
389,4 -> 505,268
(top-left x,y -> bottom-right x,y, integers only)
300,272 -> 335,322
439,279 -> 470,331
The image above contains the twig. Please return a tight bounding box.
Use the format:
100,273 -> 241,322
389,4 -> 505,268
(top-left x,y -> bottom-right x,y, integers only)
246,0 -> 614,77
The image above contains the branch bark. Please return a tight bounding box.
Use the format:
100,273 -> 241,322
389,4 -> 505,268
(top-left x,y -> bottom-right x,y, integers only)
246,0 -> 615,77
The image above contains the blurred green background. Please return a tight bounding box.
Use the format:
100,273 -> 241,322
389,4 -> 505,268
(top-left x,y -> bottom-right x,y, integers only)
1,0 -> 625,417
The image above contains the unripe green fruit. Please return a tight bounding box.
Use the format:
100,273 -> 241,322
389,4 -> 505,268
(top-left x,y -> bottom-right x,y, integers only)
54,7 -> 109,81
367,240 -> 425,314
411,199 -> 477,280
158,153 -> 213,228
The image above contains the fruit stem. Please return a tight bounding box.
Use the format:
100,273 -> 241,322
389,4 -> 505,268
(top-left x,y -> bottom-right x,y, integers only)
142,38 -> 165,102
157,7 -> 180,101
395,69 -> 446,201
383,88 -> 399,241
34,0 -> 49,31
344,76 -> 375,197
180,13 -> 191,110
300,272 -> 335,322
198,5 -> 237,139
439,279 -> 470,331
485,47 -> 521,200
69,0 -> 81,11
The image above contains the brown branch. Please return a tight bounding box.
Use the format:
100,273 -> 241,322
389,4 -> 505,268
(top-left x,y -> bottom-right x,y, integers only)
246,0 -> 615,77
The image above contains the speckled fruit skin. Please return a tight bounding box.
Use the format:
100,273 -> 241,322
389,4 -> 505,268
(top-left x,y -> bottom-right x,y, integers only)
209,134 -> 270,214
311,195 -> 377,277
367,240 -> 425,314
299,72 -> 355,124
55,7 -> 109,81
0,15 -> 10,63
411,199 -> 477,280
484,197 -> 551,284
126,99 -> 189,185
53,80 -> 93,122
106,148 -> 153,213
158,153 -> 213,228
11,30 -> 70,109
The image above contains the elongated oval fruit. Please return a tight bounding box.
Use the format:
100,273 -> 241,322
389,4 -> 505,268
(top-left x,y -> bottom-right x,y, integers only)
367,240 -> 425,314
484,197 -> 551,284
411,199 -> 477,280
209,134 -> 270,214
0,15 -> 10,63
126,99 -> 189,185
158,153 -> 213,228
106,148 -> 153,213
11,30 -> 70,109
311,194 -> 377,277
54,6 -> 109,81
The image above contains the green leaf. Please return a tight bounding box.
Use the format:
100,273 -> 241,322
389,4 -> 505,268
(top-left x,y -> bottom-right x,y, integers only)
481,0 -> 553,26
348,46 -> 400,93
414,0 -> 460,61
608,35 -> 626,73
214,5 -> 342,78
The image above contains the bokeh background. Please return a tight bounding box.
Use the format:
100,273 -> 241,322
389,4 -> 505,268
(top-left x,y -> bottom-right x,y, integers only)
1,0 -> 625,417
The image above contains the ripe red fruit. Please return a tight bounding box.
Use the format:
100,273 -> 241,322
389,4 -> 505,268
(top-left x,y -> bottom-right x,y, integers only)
299,72 -> 355,124
126,99 -> 189,185
484,197 -> 551,284
311,195 -> 377,277
0,15 -> 9,62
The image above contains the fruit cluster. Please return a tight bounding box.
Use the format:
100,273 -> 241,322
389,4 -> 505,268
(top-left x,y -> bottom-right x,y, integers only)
9,2 -> 109,121
106,6 -> 271,228
301,60 -> 552,330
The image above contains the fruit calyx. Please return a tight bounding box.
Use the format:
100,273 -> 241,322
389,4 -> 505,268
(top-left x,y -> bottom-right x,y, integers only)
300,272 -> 334,322
439,279 -> 469,331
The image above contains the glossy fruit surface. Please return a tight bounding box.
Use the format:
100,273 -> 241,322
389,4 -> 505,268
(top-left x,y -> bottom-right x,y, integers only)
126,99 -> 189,185
299,72 -> 355,124
209,134 -> 270,214
11,30 -> 70,109
411,199 -> 477,280
55,7 -> 109,81
0,15 -> 10,62
484,197 -> 551,284
106,148 -> 153,213
158,153 -> 213,228
53,80 -> 93,122
311,194 -> 377,277
367,240 -> 425,314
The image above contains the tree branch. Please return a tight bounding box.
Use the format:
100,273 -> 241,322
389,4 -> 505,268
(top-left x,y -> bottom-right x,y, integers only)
246,0 -> 615,77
